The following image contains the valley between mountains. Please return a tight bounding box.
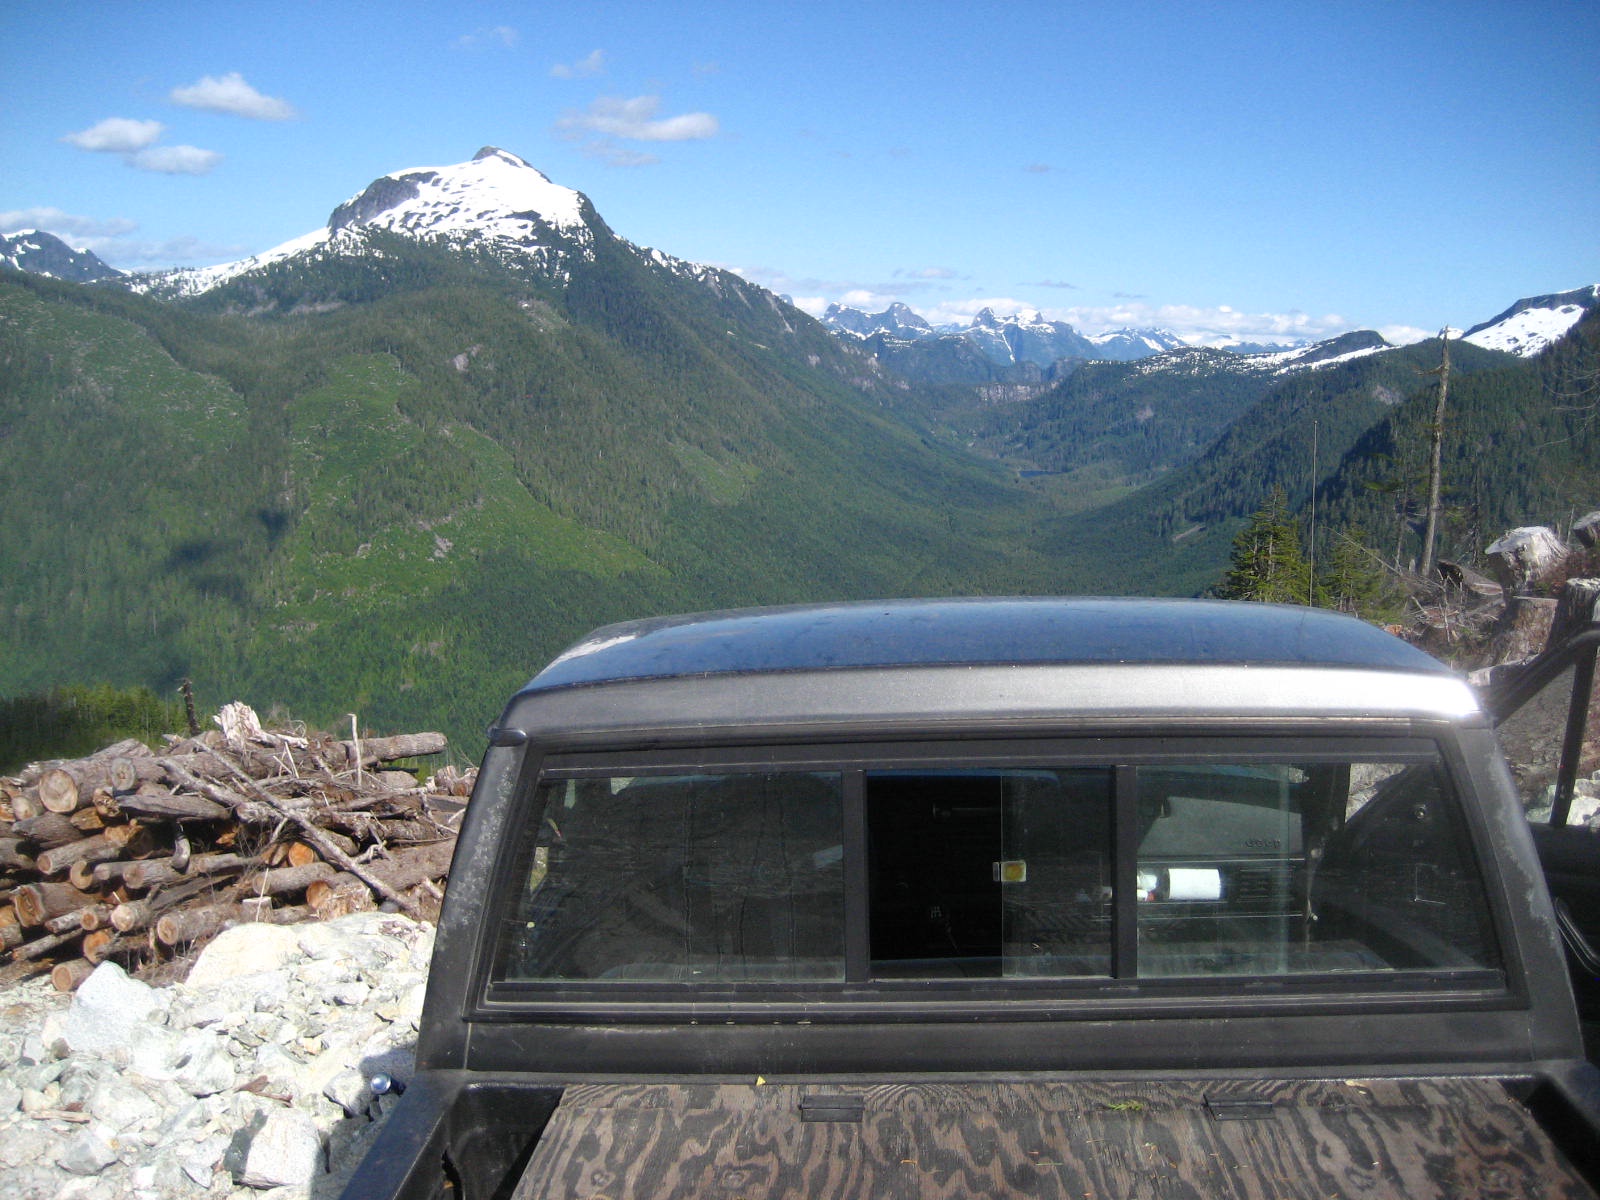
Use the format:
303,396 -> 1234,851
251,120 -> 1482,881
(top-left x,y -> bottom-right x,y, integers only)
2,148 -> 1597,757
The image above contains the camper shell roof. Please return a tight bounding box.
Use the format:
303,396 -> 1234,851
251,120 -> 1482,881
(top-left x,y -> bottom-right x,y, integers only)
495,598 -> 1479,745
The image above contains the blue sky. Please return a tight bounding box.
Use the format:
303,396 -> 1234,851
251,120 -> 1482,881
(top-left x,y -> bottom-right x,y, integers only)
3,0 -> 1596,345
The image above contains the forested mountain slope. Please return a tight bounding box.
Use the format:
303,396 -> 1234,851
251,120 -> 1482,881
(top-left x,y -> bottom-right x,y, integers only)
1031,334 -> 1594,597
1317,308 -> 1600,562
0,246 -> 1054,752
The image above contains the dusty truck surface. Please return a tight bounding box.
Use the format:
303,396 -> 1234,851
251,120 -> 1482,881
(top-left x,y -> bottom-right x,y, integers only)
345,597 -> 1600,1199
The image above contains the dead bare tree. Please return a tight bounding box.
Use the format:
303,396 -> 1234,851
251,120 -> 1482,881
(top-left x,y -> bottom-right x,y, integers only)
1418,328 -> 1452,582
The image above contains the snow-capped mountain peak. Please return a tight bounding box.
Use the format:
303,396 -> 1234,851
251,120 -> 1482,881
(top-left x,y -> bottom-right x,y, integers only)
130,147 -> 595,297
822,301 -> 933,338
327,146 -> 587,240
1462,285 -> 1600,357
1087,327 -> 1187,357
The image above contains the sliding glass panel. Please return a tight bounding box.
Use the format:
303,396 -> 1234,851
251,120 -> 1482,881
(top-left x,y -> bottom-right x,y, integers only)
1134,760 -> 1500,977
495,771 -> 845,982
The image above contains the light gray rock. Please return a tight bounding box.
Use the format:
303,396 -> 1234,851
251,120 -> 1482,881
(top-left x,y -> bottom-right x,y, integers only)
182,1133 -> 230,1187
185,923 -> 303,989
18,1031 -> 53,1066
233,1107 -> 322,1189
25,1057 -> 66,1089
0,912 -> 434,1197
331,980 -> 371,1007
57,1128 -> 118,1176
127,1025 -> 182,1081
0,1119 -> 61,1167
322,1068 -> 371,1118
87,1077 -> 161,1132
5,1163 -> 80,1200
60,963 -> 165,1060
173,1029 -> 237,1097
56,1061 -> 107,1113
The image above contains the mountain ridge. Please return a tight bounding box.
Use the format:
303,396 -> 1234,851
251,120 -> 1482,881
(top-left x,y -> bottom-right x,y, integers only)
1,230 -> 123,283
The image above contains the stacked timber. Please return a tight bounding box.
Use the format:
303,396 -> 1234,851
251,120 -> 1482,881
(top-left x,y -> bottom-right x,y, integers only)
0,703 -> 471,991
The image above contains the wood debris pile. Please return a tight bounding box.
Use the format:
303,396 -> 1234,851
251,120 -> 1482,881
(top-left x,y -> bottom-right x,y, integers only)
0,703 -> 471,991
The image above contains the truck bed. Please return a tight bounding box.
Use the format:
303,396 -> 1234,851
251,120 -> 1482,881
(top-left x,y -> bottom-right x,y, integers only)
509,1077 -> 1595,1200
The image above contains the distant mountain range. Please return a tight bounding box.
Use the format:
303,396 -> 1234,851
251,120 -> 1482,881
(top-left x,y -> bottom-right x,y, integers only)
820,302 -> 1189,385
1,146 -> 1596,750
818,288 -> 1595,390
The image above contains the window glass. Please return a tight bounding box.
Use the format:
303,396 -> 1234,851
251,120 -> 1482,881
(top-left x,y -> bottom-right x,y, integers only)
1136,761 -> 1499,976
495,772 -> 845,983
865,769 -> 1113,979
491,745 -> 1501,994
1495,663 -> 1580,823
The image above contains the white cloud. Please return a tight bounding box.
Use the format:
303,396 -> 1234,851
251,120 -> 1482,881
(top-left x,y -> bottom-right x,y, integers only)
1077,302 -> 1350,346
62,115 -> 222,175
169,72 -> 296,120
1381,324 -> 1432,345
110,233 -> 250,268
922,297 -> 1036,325
0,207 -> 244,269
458,25 -> 519,49
839,288 -> 900,309
551,49 -> 605,78
130,144 -> 223,175
724,266 -> 954,312
0,207 -> 137,239
62,117 -> 164,153
577,139 -> 661,168
557,95 -> 718,143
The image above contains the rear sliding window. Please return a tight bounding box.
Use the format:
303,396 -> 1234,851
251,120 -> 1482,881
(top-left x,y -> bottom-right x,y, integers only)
491,744 -> 1501,991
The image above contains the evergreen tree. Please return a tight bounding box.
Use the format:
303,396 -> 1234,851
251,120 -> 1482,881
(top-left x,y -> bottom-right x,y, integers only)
1321,527 -> 1386,616
1217,486 -> 1312,604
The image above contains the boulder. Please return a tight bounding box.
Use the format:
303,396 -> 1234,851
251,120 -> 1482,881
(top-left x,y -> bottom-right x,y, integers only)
232,1107 -> 322,1188
56,1128 -> 117,1176
59,963 -> 164,1059
184,920 -> 302,988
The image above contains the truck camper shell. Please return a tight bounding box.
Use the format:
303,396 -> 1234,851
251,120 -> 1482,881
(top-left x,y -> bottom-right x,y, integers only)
353,598 -> 1600,1200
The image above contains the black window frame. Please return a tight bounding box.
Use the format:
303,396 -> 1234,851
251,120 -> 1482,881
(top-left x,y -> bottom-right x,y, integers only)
473,731 -> 1518,1022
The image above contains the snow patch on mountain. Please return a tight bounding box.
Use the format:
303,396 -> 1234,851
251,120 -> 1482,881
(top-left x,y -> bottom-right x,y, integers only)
328,147 -> 586,239
127,147 -> 594,297
1119,331 -> 1392,383
1240,329 -> 1392,375
1463,285 -> 1599,356
1,230 -> 123,282
823,301 -> 932,338
1088,327 -> 1188,358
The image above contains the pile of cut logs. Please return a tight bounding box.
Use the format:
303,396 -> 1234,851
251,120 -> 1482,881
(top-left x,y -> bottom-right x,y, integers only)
0,703 -> 471,991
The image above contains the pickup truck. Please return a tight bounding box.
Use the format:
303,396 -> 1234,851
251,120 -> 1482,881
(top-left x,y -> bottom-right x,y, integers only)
344,597 -> 1600,1199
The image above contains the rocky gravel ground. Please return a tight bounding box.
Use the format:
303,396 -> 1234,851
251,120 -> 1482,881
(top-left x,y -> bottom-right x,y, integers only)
0,912 -> 434,1199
